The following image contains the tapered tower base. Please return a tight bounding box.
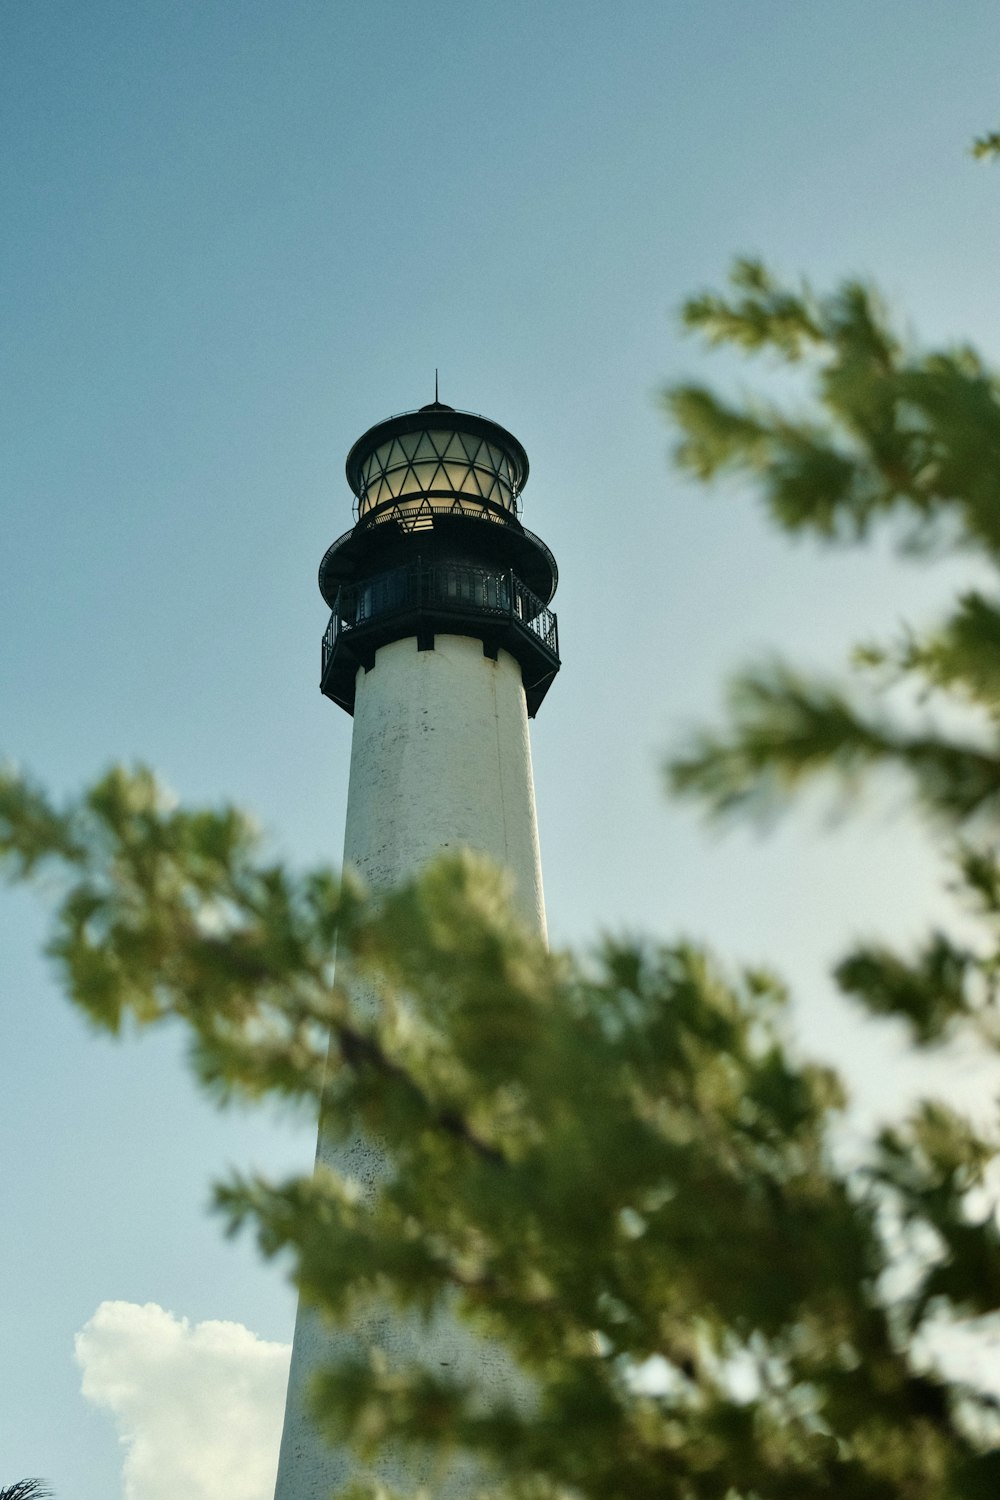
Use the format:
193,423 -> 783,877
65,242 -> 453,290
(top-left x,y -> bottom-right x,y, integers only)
273,636 -> 546,1499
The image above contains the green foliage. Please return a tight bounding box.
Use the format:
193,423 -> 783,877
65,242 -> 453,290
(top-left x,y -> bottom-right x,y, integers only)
4,741 -> 1000,1495
666,259 -> 1000,1036
668,261 -> 1000,555
660,257 -> 1000,1486
972,131 -> 1000,161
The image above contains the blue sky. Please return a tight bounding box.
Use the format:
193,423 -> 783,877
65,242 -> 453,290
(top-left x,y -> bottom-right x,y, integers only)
4,3 -> 1000,1495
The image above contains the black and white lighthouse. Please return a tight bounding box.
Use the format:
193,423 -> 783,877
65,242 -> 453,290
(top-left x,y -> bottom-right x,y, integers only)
273,399 -> 561,1497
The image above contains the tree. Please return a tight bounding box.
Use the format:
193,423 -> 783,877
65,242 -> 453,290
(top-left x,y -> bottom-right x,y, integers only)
665,255 -> 1000,1046
6,248 -> 1000,1500
1,1483 -> 54,1500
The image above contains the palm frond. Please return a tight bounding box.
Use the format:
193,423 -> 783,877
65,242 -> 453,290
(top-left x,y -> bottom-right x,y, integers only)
0,1481 -> 54,1500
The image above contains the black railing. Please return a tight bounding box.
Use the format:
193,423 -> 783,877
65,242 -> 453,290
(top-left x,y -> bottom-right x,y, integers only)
322,562 -> 558,675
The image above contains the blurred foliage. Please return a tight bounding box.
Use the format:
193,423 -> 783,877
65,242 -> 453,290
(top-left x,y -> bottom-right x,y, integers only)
972,131 -> 1000,161
4,707 -> 1000,1495
659,253 -> 1000,1488
665,257 -> 1000,1031
7,168 -> 1000,1500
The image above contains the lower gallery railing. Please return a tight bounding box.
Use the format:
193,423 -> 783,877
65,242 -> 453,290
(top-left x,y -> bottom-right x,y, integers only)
322,562 -> 559,677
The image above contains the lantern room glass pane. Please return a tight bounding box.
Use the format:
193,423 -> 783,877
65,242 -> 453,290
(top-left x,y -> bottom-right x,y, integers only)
358,427 -> 518,517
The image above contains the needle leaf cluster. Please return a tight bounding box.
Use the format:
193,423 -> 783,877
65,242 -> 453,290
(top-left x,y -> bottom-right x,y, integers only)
2,733 -> 999,1494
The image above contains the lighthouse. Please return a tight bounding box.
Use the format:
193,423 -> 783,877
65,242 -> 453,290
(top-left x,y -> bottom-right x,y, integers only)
272,398 -> 561,1498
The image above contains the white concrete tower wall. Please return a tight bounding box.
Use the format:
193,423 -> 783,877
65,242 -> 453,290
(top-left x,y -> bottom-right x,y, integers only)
273,635 -> 547,1499
345,634 -> 546,930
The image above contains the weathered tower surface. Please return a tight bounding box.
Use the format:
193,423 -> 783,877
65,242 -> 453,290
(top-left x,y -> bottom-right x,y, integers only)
273,400 -> 560,1498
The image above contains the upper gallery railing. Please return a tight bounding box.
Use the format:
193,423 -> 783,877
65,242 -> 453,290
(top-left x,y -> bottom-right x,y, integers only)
322,561 -> 559,674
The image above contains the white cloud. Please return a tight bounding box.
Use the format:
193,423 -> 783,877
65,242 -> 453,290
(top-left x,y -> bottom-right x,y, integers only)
75,1301 -> 290,1500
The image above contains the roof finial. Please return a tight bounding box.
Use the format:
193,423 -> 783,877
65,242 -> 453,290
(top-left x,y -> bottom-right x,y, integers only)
434,367 -> 439,403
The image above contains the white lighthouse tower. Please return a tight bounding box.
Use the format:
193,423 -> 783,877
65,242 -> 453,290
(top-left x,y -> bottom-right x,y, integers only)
273,398 -> 561,1498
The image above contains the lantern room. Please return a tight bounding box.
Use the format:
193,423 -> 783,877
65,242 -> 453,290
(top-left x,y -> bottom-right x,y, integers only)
345,401 -> 529,529
320,398 -> 560,718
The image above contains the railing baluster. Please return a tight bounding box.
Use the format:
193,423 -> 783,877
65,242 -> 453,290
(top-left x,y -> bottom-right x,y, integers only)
326,560 -> 558,670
